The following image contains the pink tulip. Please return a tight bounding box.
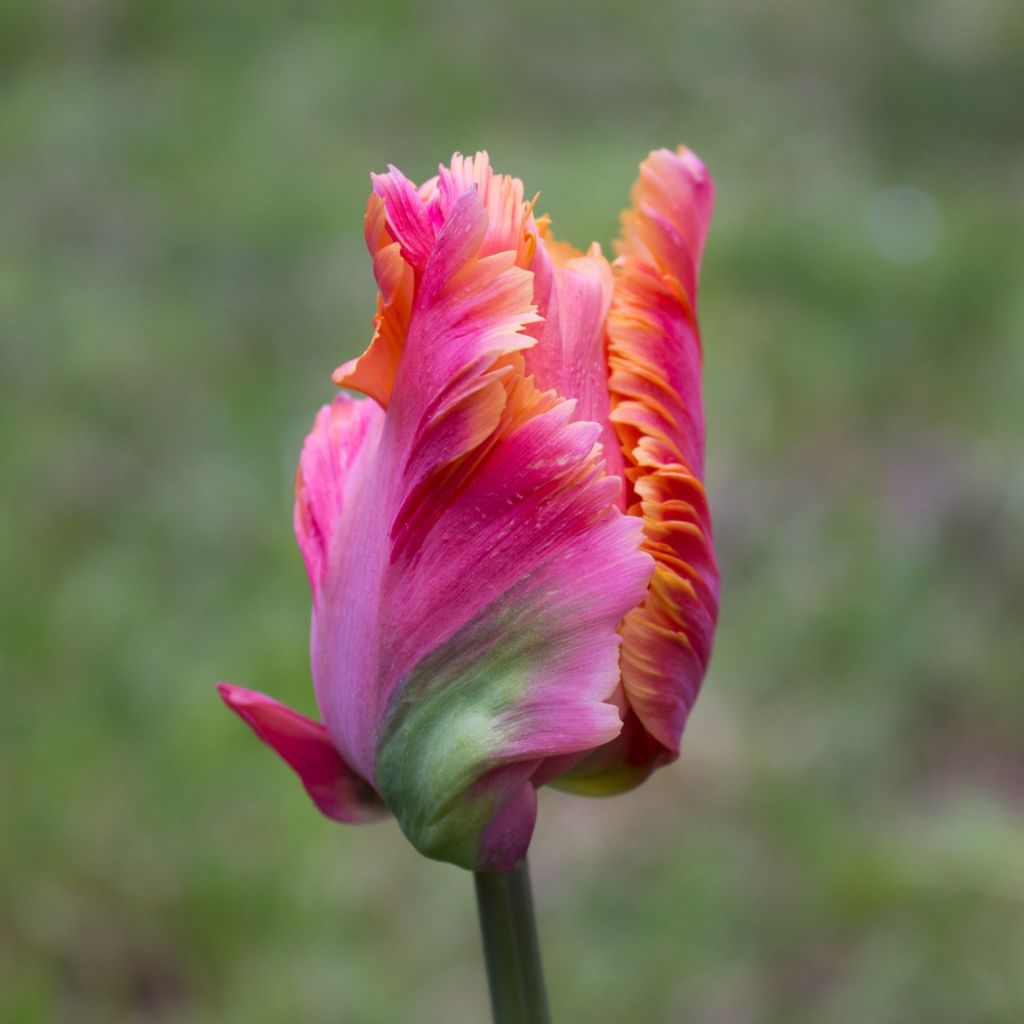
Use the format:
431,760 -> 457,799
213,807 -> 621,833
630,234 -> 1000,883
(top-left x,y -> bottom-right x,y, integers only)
219,148 -> 718,871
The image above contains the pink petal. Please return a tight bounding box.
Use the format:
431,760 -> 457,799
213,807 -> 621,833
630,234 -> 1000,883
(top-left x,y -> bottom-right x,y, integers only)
522,236 -> 625,488
370,164 -> 442,273
217,683 -> 386,823
294,392 -> 384,595
306,165 -> 652,869
436,151 -> 533,262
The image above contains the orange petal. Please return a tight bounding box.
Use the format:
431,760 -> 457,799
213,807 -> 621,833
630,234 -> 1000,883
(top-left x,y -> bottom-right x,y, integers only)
608,147 -> 719,768
333,195 -> 415,408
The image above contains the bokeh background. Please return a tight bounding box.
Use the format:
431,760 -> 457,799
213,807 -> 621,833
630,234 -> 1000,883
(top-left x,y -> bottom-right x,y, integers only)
3,1 -> 1023,1021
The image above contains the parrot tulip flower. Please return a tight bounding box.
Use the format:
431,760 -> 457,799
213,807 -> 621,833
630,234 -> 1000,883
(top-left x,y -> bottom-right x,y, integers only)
219,147 -> 718,872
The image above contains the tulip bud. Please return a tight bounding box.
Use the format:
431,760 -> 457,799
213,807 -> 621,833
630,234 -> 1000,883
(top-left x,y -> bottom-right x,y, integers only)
219,148 -> 717,871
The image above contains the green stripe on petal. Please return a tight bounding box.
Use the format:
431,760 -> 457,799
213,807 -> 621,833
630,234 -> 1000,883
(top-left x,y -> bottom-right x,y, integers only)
374,604 -> 547,869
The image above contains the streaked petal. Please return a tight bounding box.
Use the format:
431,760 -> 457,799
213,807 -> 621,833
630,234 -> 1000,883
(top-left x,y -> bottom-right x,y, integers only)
436,151 -> 534,263
313,169 -> 652,869
217,683 -> 386,823
368,163 -> 443,272
374,390 -> 652,868
522,234 -> 625,487
618,146 -> 713,309
569,146 -> 719,787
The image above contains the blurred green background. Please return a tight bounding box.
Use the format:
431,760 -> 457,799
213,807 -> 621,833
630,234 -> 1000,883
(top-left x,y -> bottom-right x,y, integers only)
3,1 -> 1023,1021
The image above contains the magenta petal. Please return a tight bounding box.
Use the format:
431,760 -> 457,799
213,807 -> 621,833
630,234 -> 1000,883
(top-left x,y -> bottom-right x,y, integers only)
301,171 -> 653,869
475,762 -> 541,872
370,164 -> 441,273
217,683 -> 387,823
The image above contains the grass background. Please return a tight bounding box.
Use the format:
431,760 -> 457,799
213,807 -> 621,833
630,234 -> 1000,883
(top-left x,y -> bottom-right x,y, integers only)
3,1 -> 1023,1021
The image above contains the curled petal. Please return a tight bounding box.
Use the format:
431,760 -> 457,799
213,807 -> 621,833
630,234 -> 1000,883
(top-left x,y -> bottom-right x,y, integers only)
618,146 -> 713,308
217,683 -> 386,823
332,195 -> 415,409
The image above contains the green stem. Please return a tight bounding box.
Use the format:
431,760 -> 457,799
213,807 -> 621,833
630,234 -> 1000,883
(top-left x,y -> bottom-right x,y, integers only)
474,858 -> 551,1024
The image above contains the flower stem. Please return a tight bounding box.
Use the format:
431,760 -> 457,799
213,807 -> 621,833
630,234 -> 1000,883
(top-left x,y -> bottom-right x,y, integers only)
474,858 -> 551,1024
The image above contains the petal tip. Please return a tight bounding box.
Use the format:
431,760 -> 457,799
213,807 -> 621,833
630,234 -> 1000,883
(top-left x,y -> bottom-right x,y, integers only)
217,682 -> 388,825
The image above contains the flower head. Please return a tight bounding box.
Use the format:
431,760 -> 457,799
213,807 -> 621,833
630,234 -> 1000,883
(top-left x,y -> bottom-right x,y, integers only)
219,148 -> 718,871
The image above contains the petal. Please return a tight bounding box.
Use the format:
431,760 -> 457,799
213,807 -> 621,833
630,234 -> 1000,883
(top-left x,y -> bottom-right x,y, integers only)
294,391 -> 384,595
552,702 -> 666,796
568,146 -> 719,787
374,394 -> 652,868
336,153 -> 536,411
331,195 -> 415,409
610,147 -> 713,477
368,163 -> 443,272
217,683 -> 387,823
435,151 -> 534,264
618,146 -> 713,308
522,234 -> 625,488
311,163 -> 653,870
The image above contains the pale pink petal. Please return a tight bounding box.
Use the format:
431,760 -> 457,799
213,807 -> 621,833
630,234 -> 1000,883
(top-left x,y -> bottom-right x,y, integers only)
523,235 -> 624,486
294,392 -> 384,596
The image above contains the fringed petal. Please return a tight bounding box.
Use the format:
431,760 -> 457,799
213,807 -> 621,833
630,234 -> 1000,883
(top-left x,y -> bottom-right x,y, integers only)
224,150 -> 717,863
436,151 -> 535,264
332,195 -> 415,409
563,147 -> 719,790
522,234 -> 625,487
309,161 -> 652,870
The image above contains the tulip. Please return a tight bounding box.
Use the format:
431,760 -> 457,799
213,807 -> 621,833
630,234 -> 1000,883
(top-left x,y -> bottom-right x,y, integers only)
219,147 -> 718,875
